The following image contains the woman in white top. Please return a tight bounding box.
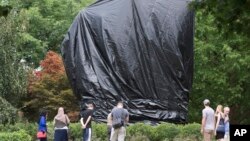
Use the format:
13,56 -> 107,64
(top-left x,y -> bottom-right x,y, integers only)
53,107 -> 70,141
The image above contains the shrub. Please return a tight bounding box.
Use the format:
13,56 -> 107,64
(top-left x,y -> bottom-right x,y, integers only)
127,135 -> 150,141
0,122 -> 53,140
92,122 -> 108,140
0,130 -> 32,141
69,122 -> 82,139
173,135 -> 201,141
68,122 -> 108,140
179,123 -> 202,140
154,123 -> 180,141
0,122 -> 204,141
13,122 -> 38,139
127,123 -> 153,140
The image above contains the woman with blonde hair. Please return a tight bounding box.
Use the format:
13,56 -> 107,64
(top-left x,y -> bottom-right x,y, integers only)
53,107 -> 70,141
214,105 -> 225,141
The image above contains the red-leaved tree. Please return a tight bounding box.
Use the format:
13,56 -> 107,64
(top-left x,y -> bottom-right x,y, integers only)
40,51 -> 65,78
23,51 -> 79,121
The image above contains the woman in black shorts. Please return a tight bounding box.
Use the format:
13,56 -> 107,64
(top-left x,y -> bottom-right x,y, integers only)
214,105 -> 225,141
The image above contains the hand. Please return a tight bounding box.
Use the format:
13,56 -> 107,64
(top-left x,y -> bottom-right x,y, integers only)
82,124 -> 86,129
200,129 -> 203,134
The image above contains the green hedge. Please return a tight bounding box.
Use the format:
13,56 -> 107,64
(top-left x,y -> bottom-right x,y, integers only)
0,130 -> 32,141
0,122 -> 203,141
126,122 -> 202,141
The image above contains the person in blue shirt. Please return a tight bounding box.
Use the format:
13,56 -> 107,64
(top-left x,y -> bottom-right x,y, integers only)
38,110 -> 48,141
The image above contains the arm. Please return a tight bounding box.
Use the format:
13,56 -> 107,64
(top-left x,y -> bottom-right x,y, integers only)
66,115 -> 70,125
53,118 -> 56,126
125,111 -> 129,123
107,113 -> 112,125
201,116 -> 206,134
84,116 -> 92,128
125,116 -> 129,123
123,109 -> 129,124
80,117 -> 85,128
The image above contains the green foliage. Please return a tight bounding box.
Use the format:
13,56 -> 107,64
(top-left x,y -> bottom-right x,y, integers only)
0,97 -> 17,124
190,2 -> 250,123
10,0 -> 93,66
127,135 -> 150,141
172,135 -> 201,141
191,0 -> 250,38
154,123 -> 180,141
178,123 -> 201,141
1,0 -> 93,66
127,123 -> 153,139
0,129 -> 32,141
189,9 -> 250,124
0,11 -> 28,106
0,122 -> 57,140
0,10 -> 26,121
92,122 -> 108,141
68,122 -> 82,139
0,122 -> 37,139
0,122 -> 202,141
127,122 -> 189,141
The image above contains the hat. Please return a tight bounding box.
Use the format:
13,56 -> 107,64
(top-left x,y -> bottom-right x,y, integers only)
203,99 -> 210,105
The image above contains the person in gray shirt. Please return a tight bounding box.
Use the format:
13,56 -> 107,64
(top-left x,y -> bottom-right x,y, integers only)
201,99 -> 215,141
110,101 -> 129,141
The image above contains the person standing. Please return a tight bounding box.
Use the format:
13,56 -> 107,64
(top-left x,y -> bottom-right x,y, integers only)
110,101 -> 129,141
80,102 -> 94,141
38,110 -> 48,141
201,99 -> 215,141
53,107 -> 70,141
214,105 -> 225,141
224,107 -> 230,141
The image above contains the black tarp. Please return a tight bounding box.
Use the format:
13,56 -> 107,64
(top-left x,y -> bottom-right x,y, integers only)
61,0 -> 194,123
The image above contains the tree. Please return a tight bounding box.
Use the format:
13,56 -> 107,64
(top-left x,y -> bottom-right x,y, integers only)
23,51 -> 79,121
191,0 -> 250,38
1,0 -> 93,66
189,10 -> 250,124
40,51 -> 65,78
188,1 -> 250,124
0,96 -> 17,124
0,10 -> 28,107
1,0 -> 93,121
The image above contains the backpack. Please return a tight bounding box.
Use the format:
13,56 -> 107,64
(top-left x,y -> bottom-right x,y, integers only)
112,118 -> 124,129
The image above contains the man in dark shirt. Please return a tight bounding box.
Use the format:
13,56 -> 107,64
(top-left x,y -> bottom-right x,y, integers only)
80,102 -> 94,141
110,101 -> 129,141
